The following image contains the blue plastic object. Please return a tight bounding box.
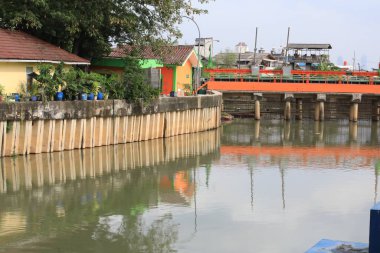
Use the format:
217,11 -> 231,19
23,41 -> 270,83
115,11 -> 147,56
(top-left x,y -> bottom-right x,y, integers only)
55,92 -> 64,101
97,92 -> 104,100
31,96 -> 37,102
87,93 -> 94,101
81,93 -> 88,101
14,94 -> 20,102
369,202 -> 380,253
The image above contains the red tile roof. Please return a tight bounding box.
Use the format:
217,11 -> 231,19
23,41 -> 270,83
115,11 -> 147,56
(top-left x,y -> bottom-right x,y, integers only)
0,28 -> 90,64
109,45 -> 195,65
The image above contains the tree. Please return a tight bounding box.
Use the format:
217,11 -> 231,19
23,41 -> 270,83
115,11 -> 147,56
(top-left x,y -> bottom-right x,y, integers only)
0,0 -> 210,59
217,49 -> 237,68
123,54 -> 160,103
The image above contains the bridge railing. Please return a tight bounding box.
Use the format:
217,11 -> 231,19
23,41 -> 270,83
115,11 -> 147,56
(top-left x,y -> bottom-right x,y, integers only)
204,68 -> 380,85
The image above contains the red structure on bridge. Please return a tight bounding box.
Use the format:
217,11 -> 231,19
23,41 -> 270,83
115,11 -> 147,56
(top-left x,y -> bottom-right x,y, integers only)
202,68 -> 380,95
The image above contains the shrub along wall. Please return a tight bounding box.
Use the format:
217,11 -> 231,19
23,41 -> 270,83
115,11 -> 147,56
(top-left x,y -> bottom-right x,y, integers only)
0,92 -> 222,157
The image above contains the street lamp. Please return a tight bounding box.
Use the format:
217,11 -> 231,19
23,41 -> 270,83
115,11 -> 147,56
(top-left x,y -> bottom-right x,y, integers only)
181,16 -> 201,93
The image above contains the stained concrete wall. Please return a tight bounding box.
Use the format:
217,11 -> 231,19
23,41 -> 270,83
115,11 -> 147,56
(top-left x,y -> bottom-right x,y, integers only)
0,92 -> 222,157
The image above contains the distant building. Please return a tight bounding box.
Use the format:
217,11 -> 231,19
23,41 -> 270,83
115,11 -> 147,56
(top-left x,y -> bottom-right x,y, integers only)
235,42 -> 249,54
0,28 -> 90,94
286,43 -> 332,70
214,48 -> 282,69
92,45 -> 202,95
195,37 -> 215,60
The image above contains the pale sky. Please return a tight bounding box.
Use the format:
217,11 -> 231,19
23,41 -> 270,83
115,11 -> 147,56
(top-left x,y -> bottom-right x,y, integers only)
178,0 -> 380,69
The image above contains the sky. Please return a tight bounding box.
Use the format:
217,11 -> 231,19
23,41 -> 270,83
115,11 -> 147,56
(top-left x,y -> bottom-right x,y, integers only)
178,0 -> 380,69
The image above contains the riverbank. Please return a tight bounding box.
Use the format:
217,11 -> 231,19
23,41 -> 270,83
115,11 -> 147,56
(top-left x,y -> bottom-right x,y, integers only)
0,91 -> 222,157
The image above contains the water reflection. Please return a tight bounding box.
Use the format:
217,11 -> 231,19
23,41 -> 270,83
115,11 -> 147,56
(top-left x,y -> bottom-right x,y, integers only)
0,119 -> 379,253
222,119 -> 380,146
0,130 -> 220,252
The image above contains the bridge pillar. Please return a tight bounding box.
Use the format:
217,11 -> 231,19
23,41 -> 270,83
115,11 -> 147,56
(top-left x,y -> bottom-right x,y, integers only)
254,120 -> 260,140
284,94 -> 294,121
284,102 -> 291,120
350,94 -> 362,122
295,99 -> 303,120
349,122 -> 358,142
253,93 -> 262,121
255,100 -> 261,120
372,101 -> 380,122
350,103 -> 359,122
314,94 -> 326,121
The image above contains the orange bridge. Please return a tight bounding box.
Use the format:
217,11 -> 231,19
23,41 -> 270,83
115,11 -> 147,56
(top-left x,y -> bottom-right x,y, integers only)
202,69 -> 380,95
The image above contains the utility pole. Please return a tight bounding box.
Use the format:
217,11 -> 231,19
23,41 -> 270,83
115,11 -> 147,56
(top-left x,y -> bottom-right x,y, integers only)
181,16 -> 201,92
284,27 -> 290,65
253,27 -> 258,66
353,51 -> 356,72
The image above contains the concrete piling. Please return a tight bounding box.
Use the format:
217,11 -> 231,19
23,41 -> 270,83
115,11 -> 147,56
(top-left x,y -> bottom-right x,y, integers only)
284,101 -> 291,121
255,100 -> 261,120
284,94 -> 294,121
0,92 -> 222,158
350,103 -> 359,122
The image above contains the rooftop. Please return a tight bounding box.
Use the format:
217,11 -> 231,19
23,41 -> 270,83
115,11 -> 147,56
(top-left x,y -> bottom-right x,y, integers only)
287,43 -> 332,50
108,45 -> 197,65
0,28 -> 90,65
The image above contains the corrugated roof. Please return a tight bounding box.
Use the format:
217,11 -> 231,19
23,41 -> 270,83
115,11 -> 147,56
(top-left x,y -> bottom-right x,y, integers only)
287,43 -> 332,50
0,28 -> 90,64
108,45 -> 195,65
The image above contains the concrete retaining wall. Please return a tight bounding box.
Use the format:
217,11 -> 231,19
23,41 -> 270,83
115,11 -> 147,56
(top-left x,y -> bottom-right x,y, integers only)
0,92 -> 222,157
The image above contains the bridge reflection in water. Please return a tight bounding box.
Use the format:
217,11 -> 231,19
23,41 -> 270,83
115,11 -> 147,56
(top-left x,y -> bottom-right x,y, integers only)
0,119 -> 379,253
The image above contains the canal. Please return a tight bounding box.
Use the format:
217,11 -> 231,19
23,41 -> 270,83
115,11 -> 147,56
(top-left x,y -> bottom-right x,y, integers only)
0,119 -> 379,253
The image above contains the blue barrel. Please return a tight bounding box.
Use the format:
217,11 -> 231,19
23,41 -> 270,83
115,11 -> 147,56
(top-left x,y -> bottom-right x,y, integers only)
88,93 -> 94,101
81,93 -> 88,101
14,94 -> 20,102
31,96 -> 37,102
97,92 -> 104,100
55,92 -> 64,101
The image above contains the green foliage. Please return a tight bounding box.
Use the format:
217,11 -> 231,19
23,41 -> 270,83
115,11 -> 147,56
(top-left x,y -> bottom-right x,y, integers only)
318,62 -> 340,71
103,75 -> 124,99
34,63 -> 64,101
0,0 -> 210,58
30,62 -> 155,102
61,68 -> 81,100
0,83 -> 5,96
183,83 -> 193,96
123,56 -> 160,103
217,49 -> 237,68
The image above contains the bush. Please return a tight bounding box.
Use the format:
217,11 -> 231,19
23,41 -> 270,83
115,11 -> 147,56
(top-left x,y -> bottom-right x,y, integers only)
123,56 -> 160,103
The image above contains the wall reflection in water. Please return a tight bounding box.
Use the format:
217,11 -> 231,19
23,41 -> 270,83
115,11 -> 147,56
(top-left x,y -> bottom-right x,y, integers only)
0,129 -> 220,252
0,129 -> 220,194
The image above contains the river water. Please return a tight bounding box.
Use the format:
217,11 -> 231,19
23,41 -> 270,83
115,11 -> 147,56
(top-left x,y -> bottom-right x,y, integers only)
0,119 -> 379,253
